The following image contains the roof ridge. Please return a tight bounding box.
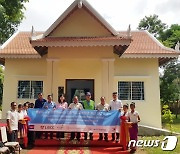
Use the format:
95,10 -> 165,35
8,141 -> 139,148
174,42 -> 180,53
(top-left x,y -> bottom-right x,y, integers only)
18,31 -> 45,33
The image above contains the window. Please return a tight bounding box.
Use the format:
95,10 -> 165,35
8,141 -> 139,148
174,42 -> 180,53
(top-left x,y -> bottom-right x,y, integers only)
118,81 -> 144,100
18,81 -> 43,99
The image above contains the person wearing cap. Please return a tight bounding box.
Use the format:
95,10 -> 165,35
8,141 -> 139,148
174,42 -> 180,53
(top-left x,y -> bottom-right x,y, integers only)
109,92 -> 123,143
82,92 -> 95,140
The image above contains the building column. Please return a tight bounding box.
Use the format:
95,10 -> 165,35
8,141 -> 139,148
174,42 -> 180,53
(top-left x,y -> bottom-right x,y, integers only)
102,59 -> 109,100
52,59 -> 60,102
46,58 -> 60,102
101,58 -> 115,102
108,59 -> 115,101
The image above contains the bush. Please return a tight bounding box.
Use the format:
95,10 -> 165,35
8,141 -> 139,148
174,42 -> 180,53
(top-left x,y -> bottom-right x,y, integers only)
162,105 -> 175,132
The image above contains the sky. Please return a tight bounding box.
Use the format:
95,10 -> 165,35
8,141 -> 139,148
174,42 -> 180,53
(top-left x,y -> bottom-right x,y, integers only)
18,0 -> 180,32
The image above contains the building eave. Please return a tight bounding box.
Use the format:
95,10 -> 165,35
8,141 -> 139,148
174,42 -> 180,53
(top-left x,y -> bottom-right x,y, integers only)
120,53 -> 179,66
121,53 -> 179,58
0,54 -> 41,59
30,38 -> 132,47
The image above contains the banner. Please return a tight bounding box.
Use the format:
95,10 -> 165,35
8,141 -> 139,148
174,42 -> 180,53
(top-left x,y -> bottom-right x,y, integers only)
28,109 -> 121,133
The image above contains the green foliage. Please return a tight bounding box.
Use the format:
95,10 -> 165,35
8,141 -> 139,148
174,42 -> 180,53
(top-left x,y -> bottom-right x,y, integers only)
159,24 -> 180,48
163,114 -> 180,133
160,59 -> 180,105
0,0 -> 29,44
162,105 -> 175,132
137,14 -> 167,37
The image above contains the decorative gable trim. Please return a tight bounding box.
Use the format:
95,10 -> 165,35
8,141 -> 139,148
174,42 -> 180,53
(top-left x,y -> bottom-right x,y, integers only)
43,0 -> 118,38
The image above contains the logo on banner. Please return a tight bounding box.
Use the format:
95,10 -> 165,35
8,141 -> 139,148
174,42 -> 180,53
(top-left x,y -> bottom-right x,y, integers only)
28,125 -> 34,129
40,126 -> 54,130
128,136 -> 178,151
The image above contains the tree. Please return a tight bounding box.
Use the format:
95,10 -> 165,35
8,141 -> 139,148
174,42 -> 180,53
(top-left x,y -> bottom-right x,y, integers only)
0,0 -> 29,108
137,14 -> 167,37
160,59 -> 180,118
0,0 -> 29,45
159,24 -> 180,49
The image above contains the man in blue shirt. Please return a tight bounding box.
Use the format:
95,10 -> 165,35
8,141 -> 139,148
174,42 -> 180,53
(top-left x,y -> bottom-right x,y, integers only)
34,93 -> 46,108
34,93 -> 46,139
43,95 -> 56,109
43,95 -> 56,139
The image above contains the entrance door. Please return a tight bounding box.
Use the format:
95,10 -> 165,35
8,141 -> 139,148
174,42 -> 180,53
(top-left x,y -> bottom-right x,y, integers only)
66,79 -> 94,104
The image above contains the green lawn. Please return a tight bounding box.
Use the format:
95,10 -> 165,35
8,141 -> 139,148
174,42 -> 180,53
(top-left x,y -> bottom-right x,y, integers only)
137,136 -> 180,154
137,115 -> 180,154
162,114 -> 180,133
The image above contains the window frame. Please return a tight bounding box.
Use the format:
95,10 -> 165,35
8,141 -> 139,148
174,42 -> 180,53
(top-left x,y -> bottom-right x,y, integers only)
17,80 -> 43,99
118,81 -> 145,101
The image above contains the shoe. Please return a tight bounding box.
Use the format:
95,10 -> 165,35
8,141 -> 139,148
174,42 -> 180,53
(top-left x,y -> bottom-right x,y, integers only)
90,136 -> 93,141
111,138 -> 115,141
69,138 -> 74,141
44,137 -> 48,139
77,138 -> 80,142
50,137 -> 53,139
98,138 -> 102,141
116,139 -> 119,143
105,138 -> 108,142
84,137 -> 87,140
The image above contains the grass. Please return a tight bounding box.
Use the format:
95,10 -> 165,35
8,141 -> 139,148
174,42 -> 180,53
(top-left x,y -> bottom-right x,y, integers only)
137,114 -> 180,154
137,136 -> 180,154
162,114 -> 180,133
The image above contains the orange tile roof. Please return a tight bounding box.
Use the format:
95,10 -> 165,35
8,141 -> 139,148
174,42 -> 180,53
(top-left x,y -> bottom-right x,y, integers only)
0,31 -> 179,58
124,31 -> 176,54
0,32 -> 41,58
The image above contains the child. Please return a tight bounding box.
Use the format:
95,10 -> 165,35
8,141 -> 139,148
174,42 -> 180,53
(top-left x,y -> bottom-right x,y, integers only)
17,104 -> 29,147
120,104 -> 130,150
128,102 -> 140,152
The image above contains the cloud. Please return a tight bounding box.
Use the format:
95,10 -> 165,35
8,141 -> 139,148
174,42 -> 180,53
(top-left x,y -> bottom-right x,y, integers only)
154,0 -> 180,26
155,0 -> 180,14
18,0 -> 180,31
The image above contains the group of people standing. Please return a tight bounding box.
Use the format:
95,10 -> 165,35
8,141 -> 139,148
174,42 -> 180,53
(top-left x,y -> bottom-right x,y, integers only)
6,102 -> 30,147
33,92 -> 123,142
6,91 -> 140,151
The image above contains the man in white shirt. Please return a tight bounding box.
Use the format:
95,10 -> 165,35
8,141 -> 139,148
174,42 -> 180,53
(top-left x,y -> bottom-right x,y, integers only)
109,92 -> 122,143
69,96 -> 83,141
6,102 -> 19,142
96,97 -> 110,142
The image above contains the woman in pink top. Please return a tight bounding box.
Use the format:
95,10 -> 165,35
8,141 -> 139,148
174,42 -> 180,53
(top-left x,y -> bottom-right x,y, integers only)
56,94 -> 68,139
56,94 -> 68,109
